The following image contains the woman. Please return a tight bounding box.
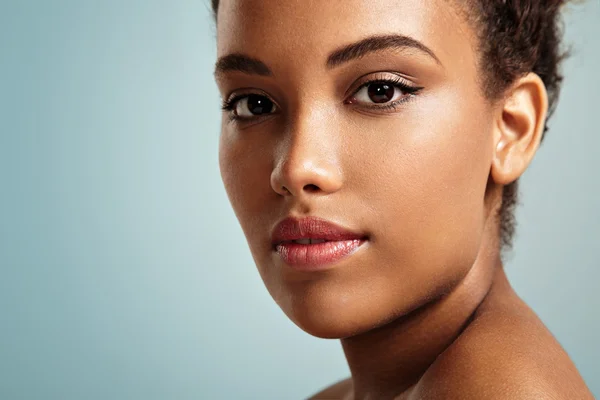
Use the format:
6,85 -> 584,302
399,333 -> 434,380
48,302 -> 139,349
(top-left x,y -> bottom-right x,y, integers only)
212,0 -> 594,398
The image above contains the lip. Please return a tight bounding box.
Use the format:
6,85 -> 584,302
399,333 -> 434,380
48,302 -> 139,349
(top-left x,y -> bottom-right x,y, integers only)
271,216 -> 368,270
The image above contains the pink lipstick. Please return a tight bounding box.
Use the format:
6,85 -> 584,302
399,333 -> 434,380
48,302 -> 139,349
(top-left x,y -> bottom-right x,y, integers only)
271,216 -> 368,270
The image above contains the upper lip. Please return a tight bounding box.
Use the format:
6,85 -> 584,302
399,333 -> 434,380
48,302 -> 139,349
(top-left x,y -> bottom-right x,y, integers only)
271,216 -> 367,247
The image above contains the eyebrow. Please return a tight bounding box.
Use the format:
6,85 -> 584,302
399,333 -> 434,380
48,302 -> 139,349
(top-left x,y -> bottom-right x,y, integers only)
327,34 -> 441,68
214,34 -> 441,78
214,54 -> 273,77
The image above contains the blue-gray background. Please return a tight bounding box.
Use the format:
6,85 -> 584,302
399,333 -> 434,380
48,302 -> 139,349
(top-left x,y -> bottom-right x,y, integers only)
0,1 -> 598,399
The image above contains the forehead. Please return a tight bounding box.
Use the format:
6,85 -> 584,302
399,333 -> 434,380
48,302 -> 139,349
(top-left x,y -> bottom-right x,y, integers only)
216,0 -> 476,71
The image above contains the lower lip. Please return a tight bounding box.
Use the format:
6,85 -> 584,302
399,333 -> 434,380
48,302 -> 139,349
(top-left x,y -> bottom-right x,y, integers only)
274,239 -> 366,270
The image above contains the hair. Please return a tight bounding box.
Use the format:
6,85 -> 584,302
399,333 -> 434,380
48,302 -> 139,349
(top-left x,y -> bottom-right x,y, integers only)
211,0 -> 572,254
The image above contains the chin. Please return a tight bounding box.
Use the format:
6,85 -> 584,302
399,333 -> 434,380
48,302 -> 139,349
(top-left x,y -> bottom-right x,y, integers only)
288,308 -> 372,339
271,283 -> 411,339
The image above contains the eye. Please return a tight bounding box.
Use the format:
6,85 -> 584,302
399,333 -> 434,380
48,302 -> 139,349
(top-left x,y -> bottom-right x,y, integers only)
347,77 -> 422,107
225,94 -> 278,120
356,82 -> 400,104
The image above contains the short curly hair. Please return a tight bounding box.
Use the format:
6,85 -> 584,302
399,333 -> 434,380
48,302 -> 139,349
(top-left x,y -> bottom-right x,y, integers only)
211,0 -> 571,254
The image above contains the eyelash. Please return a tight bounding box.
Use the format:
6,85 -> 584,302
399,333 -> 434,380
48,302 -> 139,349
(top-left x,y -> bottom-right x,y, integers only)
221,76 -> 423,122
347,76 -> 423,112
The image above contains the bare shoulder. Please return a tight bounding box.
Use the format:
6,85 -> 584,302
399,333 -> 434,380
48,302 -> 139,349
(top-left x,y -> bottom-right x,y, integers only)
307,378 -> 352,400
413,296 -> 594,399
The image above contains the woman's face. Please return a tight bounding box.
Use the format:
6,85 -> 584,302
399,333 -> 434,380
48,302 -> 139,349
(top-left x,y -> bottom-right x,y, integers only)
216,0 -> 498,338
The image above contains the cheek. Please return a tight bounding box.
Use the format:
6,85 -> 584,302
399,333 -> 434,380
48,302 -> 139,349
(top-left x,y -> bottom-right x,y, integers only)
218,127 -> 292,311
218,127 -> 274,254
354,93 -> 494,286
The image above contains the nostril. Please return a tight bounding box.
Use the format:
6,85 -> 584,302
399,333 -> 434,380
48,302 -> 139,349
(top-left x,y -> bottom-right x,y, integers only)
304,184 -> 320,192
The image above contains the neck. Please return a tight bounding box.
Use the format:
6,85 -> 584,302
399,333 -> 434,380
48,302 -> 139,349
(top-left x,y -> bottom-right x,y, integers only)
340,218 -> 508,400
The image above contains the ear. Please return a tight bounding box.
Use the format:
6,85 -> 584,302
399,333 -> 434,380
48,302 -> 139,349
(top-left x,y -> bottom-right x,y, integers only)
491,72 -> 549,185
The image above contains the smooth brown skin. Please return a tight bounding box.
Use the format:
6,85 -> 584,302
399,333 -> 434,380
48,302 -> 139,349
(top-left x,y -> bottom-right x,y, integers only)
214,1 -> 593,399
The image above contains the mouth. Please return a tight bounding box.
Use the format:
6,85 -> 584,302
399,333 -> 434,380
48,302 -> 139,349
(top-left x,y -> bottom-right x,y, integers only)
279,238 -> 330,245
271,216 -> 368,270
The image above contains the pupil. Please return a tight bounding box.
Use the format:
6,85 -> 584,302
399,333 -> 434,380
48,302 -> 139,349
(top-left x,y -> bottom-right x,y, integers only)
368,83 -> 395,103
247,95 -> 274,115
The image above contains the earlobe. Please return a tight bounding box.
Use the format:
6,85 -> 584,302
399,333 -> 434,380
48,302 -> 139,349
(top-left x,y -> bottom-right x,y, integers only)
491,72 -> 549,185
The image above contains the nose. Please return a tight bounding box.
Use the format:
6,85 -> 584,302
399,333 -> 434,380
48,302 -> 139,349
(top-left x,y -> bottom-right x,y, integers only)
270,111 -> 343,198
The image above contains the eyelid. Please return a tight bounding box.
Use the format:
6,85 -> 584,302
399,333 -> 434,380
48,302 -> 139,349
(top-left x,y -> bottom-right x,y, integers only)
221,90 -> 280,124
345,72 -> 419,99
222,89 -> 279,111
